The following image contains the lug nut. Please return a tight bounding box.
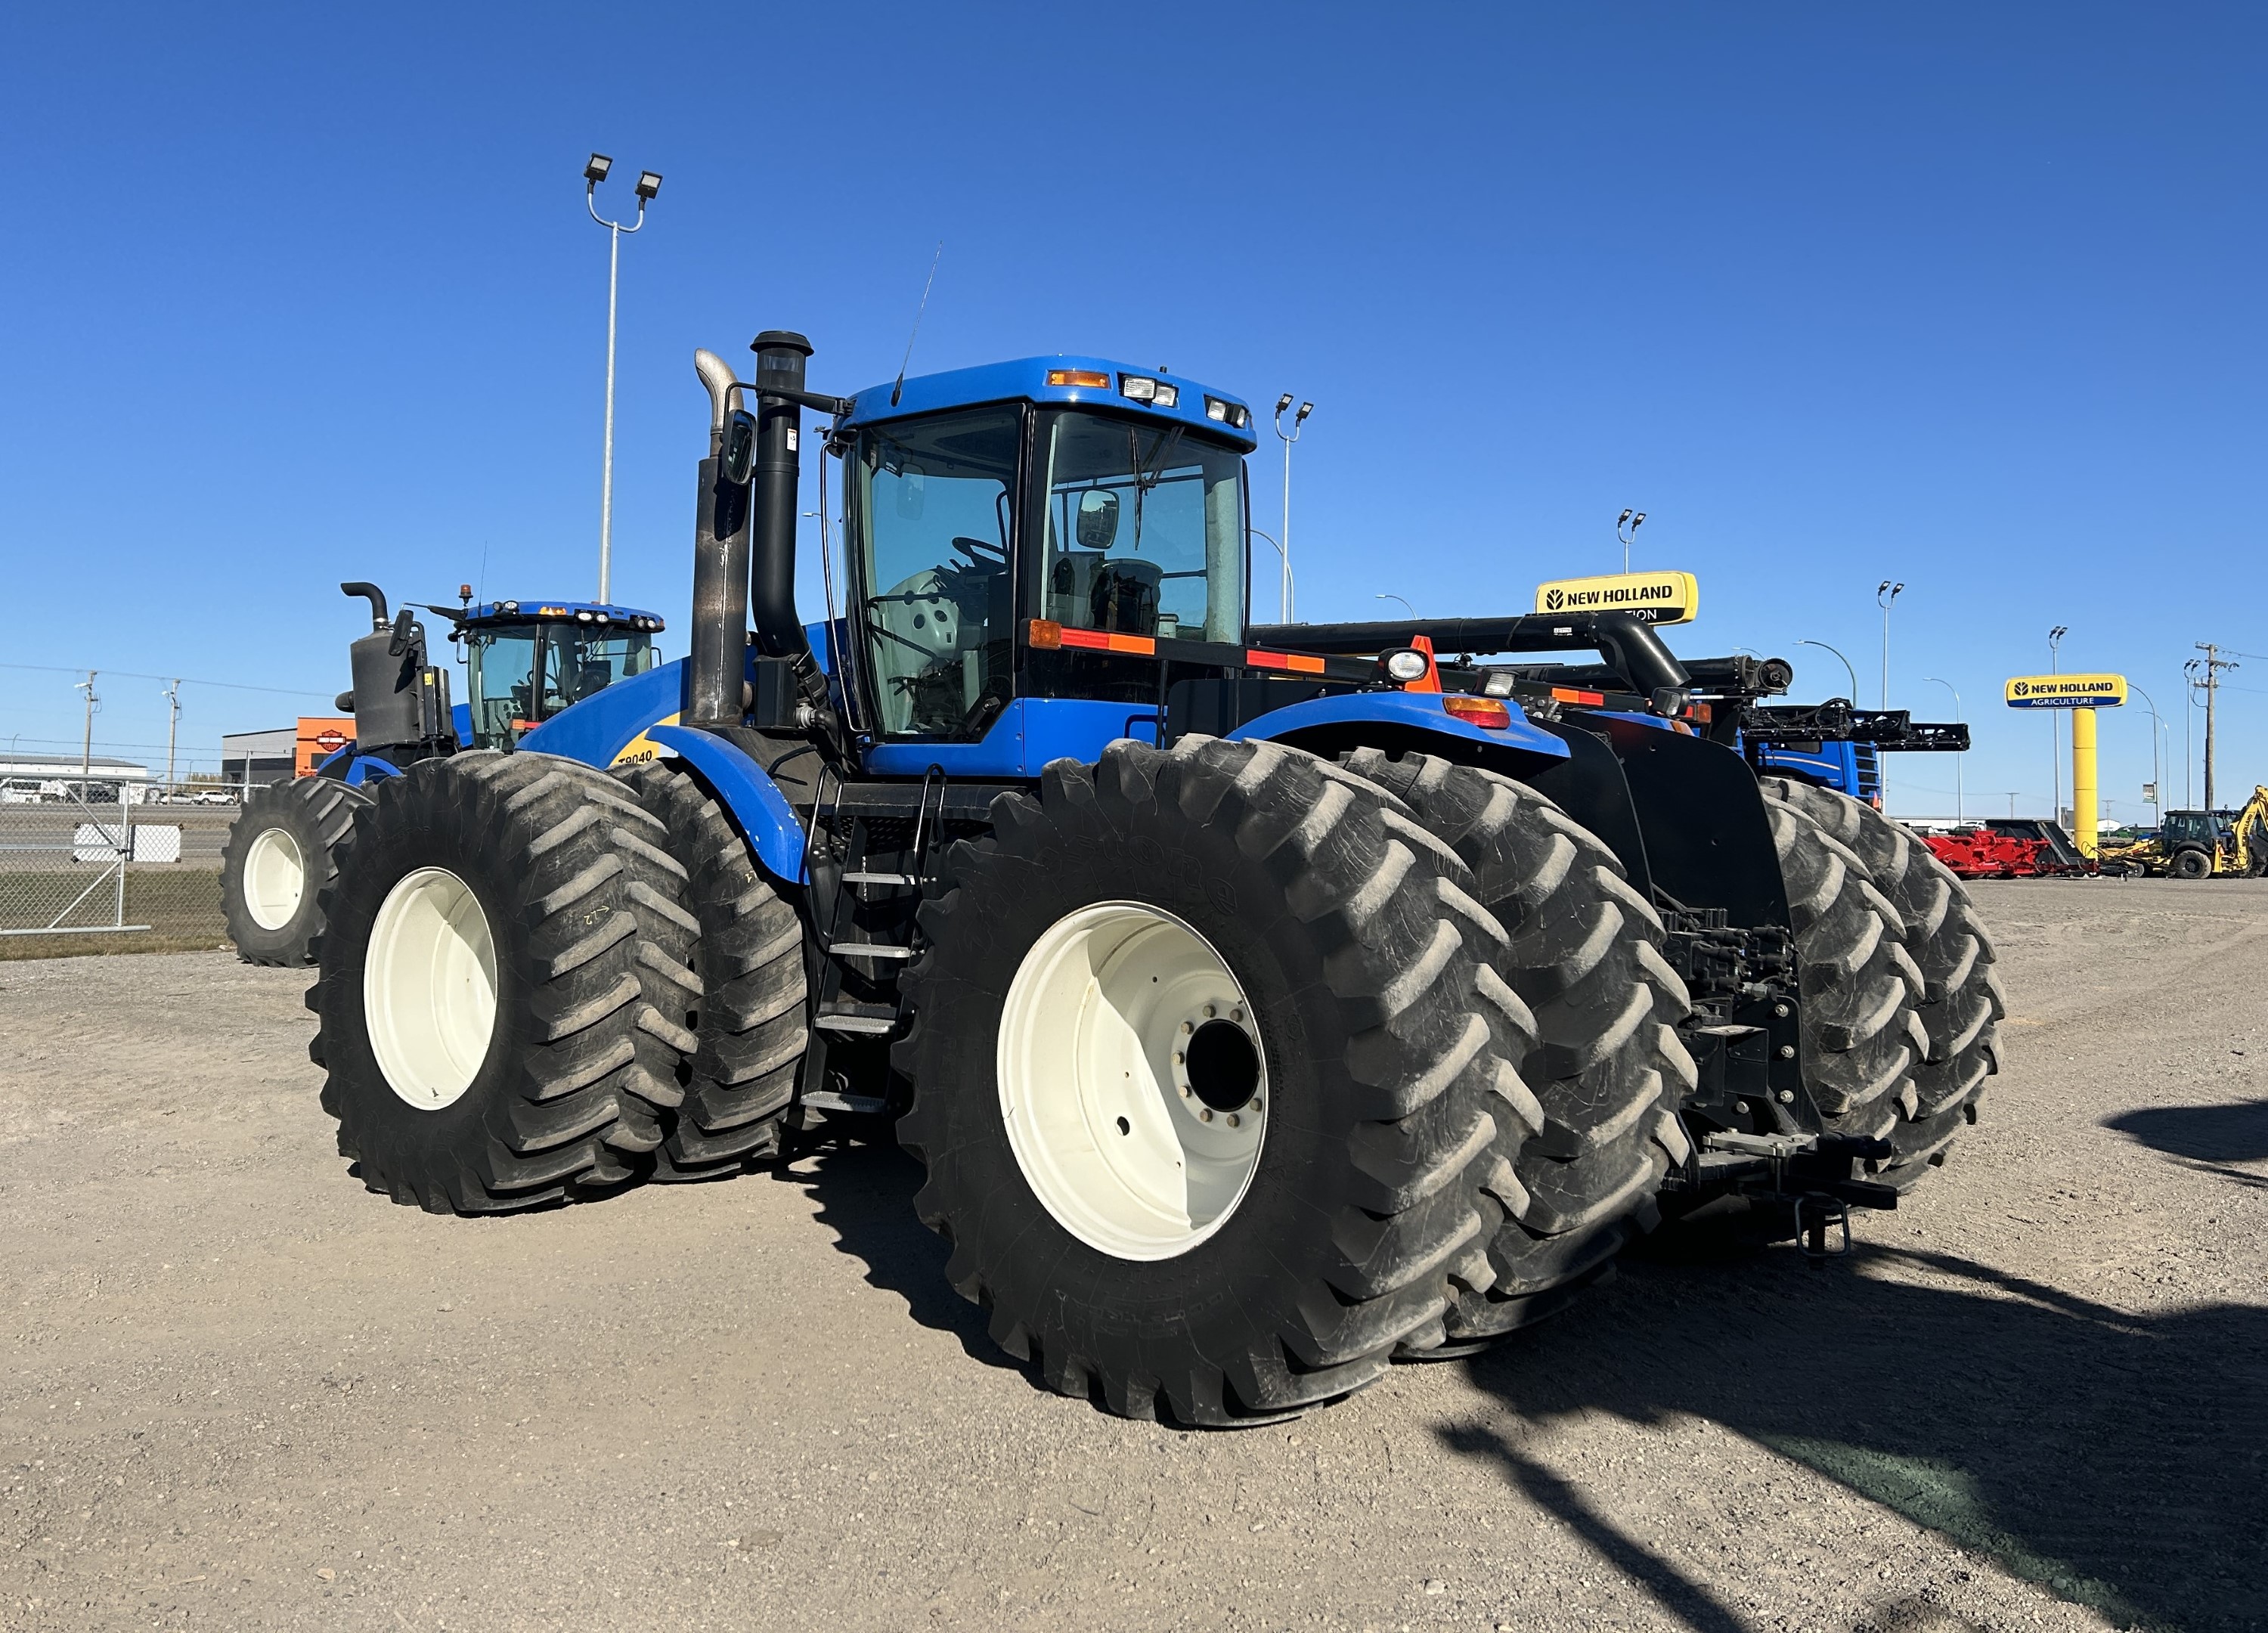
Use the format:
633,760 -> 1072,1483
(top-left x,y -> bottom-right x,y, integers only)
1199,1108 -> 1213,1122
1202,1004 -> 1216,1020
1250,1096 -> 1263,1111
1231,1007 -> 1244,1023
1179,1085 -> 1191,1098
1226,1114 -> 1241,1128
1173,1051 -> 1185,1065
1180,1021 -> 1192,1035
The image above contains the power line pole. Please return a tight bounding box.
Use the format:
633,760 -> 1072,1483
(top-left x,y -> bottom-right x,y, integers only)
74,671 -> 99,801
162,679 -> 182,795
2195,643 -> 2238,811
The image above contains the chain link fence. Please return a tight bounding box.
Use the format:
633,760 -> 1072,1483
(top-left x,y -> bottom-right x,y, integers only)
0,788 -> 234,958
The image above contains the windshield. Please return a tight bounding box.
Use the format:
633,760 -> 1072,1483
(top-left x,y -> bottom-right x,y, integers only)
1036,409 -> 1245,646
463,623 -> 658,749
854,407 -> 1021,738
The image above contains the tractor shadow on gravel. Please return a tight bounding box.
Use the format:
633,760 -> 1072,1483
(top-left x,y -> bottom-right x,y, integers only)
2103,1100 -> 2268,1191
780,1139 -> 2266,1631
776,1140 -> 1004,1368
1458,1238 -> 2268,1633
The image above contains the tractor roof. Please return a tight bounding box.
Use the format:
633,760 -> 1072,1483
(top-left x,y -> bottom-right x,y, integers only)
841,356 -> 1259,453
460,600 -> 666,631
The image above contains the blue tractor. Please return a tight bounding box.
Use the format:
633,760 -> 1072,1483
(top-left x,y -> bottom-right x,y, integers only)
305,333 -> 2002,1424
218,585 -> 666,965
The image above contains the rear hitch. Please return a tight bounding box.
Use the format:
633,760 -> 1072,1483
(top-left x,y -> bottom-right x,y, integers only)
1693,1129 -> 1899,1260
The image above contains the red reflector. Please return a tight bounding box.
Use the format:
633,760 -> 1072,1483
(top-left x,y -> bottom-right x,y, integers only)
1442,696 -> 1510,730
1046,369 -> 1110,389
1027,618 -> 1064,649
1245,648 -> 1326,674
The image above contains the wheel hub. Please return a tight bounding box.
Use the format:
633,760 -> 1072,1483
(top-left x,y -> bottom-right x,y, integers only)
241,825 -> 305,931
997,902 -> 1268,1261
363,866 -> 498,1111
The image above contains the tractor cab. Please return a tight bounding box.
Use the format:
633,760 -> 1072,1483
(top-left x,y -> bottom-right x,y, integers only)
840,361 -> 1258,746
451,600 -> 667,750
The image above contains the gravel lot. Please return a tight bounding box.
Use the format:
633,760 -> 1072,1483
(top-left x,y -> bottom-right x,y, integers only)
4,880 -> 2263,1631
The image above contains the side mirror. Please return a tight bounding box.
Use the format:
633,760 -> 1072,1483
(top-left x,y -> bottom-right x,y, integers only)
720,408 -> 758,485
1075,488 -> 1119,550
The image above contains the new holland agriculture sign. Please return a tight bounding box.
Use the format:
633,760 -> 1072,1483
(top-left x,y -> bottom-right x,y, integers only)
2003,673 -> 2127,709
1533,571 -> 1699,625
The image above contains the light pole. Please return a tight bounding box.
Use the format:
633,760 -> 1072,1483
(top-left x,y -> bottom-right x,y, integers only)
1796,639 -> 1859,702
2129,681 -> 2165,826
1616,509 -> 1647,574
1272,395 -> 1312,622
585,153 -> 662,605
1249,525 -> 1291,625
1923,677 -> 1963,820
2047,625 -> 2068,821
1876,581 -> 1904,708
1375,593 -> 1416,621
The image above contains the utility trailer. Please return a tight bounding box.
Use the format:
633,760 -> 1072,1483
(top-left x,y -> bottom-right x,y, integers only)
305,335 -> 2003,1424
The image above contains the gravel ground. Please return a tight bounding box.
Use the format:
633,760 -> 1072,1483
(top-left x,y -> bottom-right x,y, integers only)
3,879 -> 2263,1632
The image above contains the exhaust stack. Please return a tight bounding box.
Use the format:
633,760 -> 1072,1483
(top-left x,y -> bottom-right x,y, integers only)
685,349 -> 752,727
748,330 -> 814,663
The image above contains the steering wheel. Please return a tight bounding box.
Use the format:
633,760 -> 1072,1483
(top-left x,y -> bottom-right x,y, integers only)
950,535 -> 1008,563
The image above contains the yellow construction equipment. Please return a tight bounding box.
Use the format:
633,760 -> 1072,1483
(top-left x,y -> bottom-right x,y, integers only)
2109,785 -> 2268,878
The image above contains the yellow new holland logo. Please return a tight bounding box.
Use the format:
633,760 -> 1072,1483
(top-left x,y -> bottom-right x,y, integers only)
2003,674 -> 2126,708
1533,571 -> 1699,625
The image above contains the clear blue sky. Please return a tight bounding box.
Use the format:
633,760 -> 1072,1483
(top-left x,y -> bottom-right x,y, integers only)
3,3 -> 2261,819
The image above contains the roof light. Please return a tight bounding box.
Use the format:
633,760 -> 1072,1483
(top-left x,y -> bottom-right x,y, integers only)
1120,374 -> 1157,402
503,600 -> 519,612
1206,398 -> 1228,422
1203,395 -> 1250,428
1383,649 -> 1430,683
1443,696 -> 1511,730
1151,383 -> 1178,407
1481,671 -> 1517,698
576,610 -> 594,622
594,612 -> 609,624
1047,368 -> 1109,389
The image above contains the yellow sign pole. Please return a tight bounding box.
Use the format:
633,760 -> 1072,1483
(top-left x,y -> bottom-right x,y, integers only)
2071,705 -> 2099,857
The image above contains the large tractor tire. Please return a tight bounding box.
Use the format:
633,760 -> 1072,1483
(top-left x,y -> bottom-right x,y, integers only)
1758,784 -> 1929,1153
895,737 -> 1538,1425
308,751 -> 699,1213
1763,780 -> 2002,1188
219,776 -> 370,965
1344,750 -> 1694,1345
622,762 -> 807,1179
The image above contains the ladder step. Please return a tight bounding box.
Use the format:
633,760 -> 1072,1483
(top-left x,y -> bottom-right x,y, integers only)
828,941 -> 916,961
813,1002 -> 900,1036
802,1088 -> 889,1116
841,871 -> 918,886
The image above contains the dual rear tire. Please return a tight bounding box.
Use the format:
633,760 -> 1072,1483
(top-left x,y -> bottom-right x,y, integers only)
221,776 -> 370,965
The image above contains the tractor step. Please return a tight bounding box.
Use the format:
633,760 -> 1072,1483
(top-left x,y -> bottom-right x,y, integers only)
813,1002 -> 900,1035
801,1087 -> 890,1116
828,941 -> 916,961
841,870 -> 919,886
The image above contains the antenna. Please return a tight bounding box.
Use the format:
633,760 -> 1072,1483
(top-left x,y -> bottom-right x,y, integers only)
890,240 -> 944,406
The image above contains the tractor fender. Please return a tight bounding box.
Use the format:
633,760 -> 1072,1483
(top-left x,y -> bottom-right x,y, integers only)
342,753 -> 399,787
643,724 -> 807,886
1225,690 -> 1569,779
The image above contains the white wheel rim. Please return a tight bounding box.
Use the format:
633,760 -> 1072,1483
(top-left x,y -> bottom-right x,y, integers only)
242,825 -> 305,931
363,867 -> 498,1111
997,901 -> 1268,1262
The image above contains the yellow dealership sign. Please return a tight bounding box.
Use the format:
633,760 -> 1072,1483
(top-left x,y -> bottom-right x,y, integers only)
1533,571 -> 1699,625
2003,673 -> 2127,709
